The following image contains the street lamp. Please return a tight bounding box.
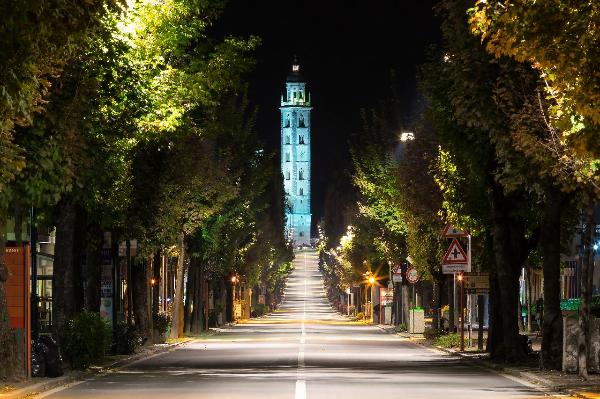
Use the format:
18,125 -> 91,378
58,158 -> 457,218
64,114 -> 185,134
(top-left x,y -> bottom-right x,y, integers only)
399,132 -> 415,142
364,271 -> 376,323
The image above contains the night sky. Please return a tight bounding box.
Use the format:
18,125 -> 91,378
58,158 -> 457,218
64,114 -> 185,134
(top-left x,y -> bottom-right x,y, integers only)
216,1 -> 441,226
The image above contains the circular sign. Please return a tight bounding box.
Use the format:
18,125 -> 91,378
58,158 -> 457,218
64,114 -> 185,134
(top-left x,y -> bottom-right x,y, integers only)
406,267 -> 419,284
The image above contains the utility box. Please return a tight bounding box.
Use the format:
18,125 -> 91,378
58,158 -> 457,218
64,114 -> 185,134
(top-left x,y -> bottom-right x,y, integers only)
409,308 -> 425,334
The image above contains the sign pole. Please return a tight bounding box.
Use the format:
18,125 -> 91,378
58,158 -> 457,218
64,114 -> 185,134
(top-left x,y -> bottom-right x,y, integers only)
348,288 -> 350,316
453,273 -> 456,331
460,273 -> 465,351
379,288 -> 382,324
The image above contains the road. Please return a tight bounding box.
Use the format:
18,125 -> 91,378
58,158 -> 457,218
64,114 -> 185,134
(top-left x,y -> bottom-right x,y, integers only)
39,249 -> 547,399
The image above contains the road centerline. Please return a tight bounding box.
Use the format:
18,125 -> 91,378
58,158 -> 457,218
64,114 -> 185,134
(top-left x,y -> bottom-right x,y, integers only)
295,251 -> 308,399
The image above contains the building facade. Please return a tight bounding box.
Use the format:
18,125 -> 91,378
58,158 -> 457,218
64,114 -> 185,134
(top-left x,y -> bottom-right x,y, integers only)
280,60 -> 312,246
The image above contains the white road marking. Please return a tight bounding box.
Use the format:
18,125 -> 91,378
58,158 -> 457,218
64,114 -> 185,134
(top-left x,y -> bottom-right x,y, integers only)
295,380 -> 306,399
295,251 -> 308,399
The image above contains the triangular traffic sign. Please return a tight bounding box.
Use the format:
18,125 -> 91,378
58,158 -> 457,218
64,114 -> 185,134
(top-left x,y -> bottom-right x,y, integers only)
441,224 -> 469,238
443,238 -> 468,264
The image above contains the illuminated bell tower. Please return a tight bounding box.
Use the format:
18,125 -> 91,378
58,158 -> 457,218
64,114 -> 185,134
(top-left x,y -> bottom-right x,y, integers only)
280,58 -> 312,246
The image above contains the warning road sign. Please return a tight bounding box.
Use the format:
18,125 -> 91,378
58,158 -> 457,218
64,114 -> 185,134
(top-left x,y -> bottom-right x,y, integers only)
441,224 -> 469,238
443,239 -> 467,264
442,238 -> 470,274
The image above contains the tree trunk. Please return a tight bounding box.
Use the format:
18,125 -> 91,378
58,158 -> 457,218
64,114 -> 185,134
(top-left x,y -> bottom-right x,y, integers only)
225,277 -> 233,323
151,251 -> 161,343
491,217 -> 524,362
431,273 -> 442,330
53,198 -> 84,340
191,264 -> 202,334
487,270 -> 504,358
477,294 -> 485,350
540,188 -> 565,370
488,185 -> 532,363
183,257 -> 195,334
526,267 -> 532,333
392,282 -> 400,325
401,283 -> 410,326
219,278 -> 227,326
152,251 -> 160,316
84,224 -> 103,312
132,258 -> 152,344
578,203 -> 596,378
170,233 -> 186,339
126,239 -> 132,325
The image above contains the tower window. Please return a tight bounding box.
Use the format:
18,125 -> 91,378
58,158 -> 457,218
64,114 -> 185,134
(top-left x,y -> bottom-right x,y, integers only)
285,136 -> 290,144
299,169 -> 304,180
299,187 -> 303,196
299,114 -> 305,127
286,171 -> 290,180
285,114 -> 290,128
285,153 -> 290,162
299,232 -> 303,237
298,135 -> 305,145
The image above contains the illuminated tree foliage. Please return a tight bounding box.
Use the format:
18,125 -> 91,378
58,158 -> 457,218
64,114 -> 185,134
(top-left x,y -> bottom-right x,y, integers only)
469,0 -> 599,150
0,0 -> 289,377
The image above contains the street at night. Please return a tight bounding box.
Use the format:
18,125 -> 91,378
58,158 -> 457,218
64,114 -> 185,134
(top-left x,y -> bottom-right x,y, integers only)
1,1 -> 599,397
37,251 -> 544,399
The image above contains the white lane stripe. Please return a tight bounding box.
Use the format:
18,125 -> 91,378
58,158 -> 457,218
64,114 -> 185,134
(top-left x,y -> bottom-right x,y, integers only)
295,380 -> 306,399
295,251 -> 307,399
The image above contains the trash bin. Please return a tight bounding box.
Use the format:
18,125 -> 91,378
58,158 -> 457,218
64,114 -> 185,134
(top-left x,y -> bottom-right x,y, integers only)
37,336 -> 64,378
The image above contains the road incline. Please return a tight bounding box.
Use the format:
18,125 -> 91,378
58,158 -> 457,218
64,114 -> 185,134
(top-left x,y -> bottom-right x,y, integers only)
38,249 -> 549,399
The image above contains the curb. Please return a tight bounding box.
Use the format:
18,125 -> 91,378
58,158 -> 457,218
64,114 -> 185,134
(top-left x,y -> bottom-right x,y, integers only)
0,372 -> 86,399
1,340 -> 190,399
429,344 -> 600,399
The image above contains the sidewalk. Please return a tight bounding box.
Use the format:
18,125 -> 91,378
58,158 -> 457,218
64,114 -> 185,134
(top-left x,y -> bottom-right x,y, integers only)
0,338 -> 193,399
375,324 -> 600,399
439,348 -> 600,399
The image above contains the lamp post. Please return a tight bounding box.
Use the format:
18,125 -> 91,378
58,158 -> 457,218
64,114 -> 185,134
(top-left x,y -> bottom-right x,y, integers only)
368,275 -> 375,323
363,269 -> 376,323
231,275 -> 238,321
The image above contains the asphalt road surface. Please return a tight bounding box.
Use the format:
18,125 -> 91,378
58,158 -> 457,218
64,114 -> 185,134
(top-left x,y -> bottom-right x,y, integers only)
39,249 -> 549,399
